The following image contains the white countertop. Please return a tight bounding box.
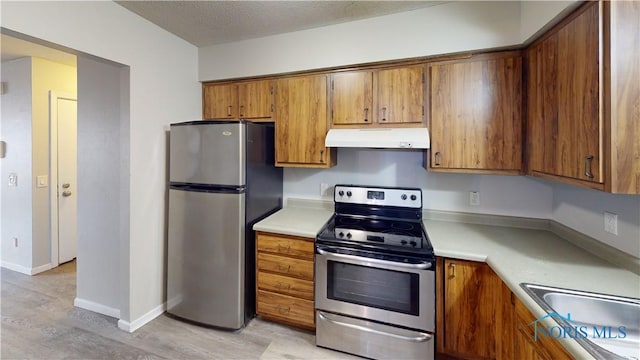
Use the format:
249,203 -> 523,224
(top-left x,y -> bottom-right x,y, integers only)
253,200 -> 640,359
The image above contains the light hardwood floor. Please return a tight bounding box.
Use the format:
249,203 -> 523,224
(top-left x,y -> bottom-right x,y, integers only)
1,261 -> 357,359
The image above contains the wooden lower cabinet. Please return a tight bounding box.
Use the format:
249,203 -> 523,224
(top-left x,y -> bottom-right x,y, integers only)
255,232 -> 315,330
436,258 -> 513,359
514,298 -> 573,360
436,257 -> 573,360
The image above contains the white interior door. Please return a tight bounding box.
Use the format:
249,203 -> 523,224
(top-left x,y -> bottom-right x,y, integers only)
57,97 -> 78,264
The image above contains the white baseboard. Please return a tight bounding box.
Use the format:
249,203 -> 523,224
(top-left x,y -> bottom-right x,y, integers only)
74,297 -> 120,318
31,263 -> 53,275
118,302 -> 166,333
2,261 -> 52,275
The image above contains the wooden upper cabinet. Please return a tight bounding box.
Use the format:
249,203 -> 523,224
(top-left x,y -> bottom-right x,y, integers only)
527,3 -> 601,184
376,65 -> 425,124
526,1 -> 639,193
237,79 -> 273,119
274,74 -> 335,168
429,51 -> 523,174
331,71 -> 373,125
203,83 -> 237,119
202,80 -> 273,120
330,65 -> 425,127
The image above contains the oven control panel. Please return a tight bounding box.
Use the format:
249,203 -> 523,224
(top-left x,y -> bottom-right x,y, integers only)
334,185 -> 422,208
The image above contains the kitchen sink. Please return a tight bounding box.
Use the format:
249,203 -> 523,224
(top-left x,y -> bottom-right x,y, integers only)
520,283 -> 640,360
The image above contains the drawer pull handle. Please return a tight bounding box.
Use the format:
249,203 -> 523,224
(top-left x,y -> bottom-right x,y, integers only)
278,264 -> 291,272
277,305 -> 291,314
278,244 -> 290,252
434,152 -> 442,166
275,282 -> 291,290
584,155 -> 594,178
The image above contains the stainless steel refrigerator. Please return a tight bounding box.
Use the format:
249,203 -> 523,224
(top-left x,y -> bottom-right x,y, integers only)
167,120 -> 282,329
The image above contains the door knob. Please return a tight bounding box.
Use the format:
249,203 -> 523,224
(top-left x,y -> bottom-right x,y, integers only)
62,183 -> 71,189
62,190 -> 72,197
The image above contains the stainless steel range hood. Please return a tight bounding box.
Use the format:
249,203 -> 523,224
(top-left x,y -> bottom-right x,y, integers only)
325,128 -> 430,149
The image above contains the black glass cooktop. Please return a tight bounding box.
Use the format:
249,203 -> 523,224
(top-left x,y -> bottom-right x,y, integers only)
316,214 -> 434,259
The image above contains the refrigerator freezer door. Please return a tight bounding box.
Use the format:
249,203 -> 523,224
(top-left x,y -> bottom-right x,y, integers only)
167,187 -> 246,329
170,122 -> 245,186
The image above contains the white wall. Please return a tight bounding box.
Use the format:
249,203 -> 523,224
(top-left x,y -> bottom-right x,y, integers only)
520,1 -> 579,43
284,149 -> 553,219
199,1 -> 521,80
552,184 -> 640,258
1,58 -> 33,272
2,1 -> 200,328
76,56 -> 125,316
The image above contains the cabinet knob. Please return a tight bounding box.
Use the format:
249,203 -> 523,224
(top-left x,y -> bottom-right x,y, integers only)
227,105 -> 233,117
584,155 -> 594,179
320,150 -> 324,163
381,107 -> 387,121
434,152 -> 442,166
239,105 -> 244,117
364,108 -> 369,122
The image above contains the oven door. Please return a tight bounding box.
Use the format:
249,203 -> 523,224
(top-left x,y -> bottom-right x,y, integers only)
315,245 -> 435,332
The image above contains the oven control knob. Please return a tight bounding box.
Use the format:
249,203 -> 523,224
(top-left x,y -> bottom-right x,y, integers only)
401,194 -> 407,200
410,194 -> 417,201
346,232 -> 352,239
346,191 -> 352,197
339,232 -> 344,238
338,190 -> 344,197
410,240 -> 417,247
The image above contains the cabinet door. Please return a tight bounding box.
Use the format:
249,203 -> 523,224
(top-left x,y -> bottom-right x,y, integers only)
331,71 -> 373,125
376,65 -> 424,124
238,80 -> 273,119
430,52 -> 523,173
528,3 -> 602,183
274,75 -> 331,167
203,83 -> 238,119
556,3 -> 601,182
514,299 -> 573,360
442,259 -> 502,359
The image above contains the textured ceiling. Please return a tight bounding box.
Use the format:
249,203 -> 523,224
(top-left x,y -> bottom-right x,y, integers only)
116,1 -> 444,47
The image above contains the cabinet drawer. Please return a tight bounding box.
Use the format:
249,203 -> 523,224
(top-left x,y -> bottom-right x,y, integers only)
257,290 -> 315,329
256,233 -> 314,259
257,253 -> 313,280
257,272 -> 314,300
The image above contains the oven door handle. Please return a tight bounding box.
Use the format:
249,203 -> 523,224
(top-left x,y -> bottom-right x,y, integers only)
317,312 -> 433,343
316,246 -> 432,270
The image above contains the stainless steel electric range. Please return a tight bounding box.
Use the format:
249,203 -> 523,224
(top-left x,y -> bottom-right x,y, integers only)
315,184 -> 436,360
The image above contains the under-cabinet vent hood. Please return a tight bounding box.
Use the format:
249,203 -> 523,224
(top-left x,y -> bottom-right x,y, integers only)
325,128 -> 430,149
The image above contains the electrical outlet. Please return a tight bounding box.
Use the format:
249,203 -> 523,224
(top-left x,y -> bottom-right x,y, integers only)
469,191 -> 480,206
12,237 -> 18,248
604,212 -> 618,235
8,173 -> 17,187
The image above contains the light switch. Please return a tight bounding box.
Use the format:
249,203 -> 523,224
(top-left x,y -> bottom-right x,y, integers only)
8,173 -> 17,187
37,175 -> 48,188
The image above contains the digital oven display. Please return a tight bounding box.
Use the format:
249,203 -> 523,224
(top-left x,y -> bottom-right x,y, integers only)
367,190 -> 385,200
